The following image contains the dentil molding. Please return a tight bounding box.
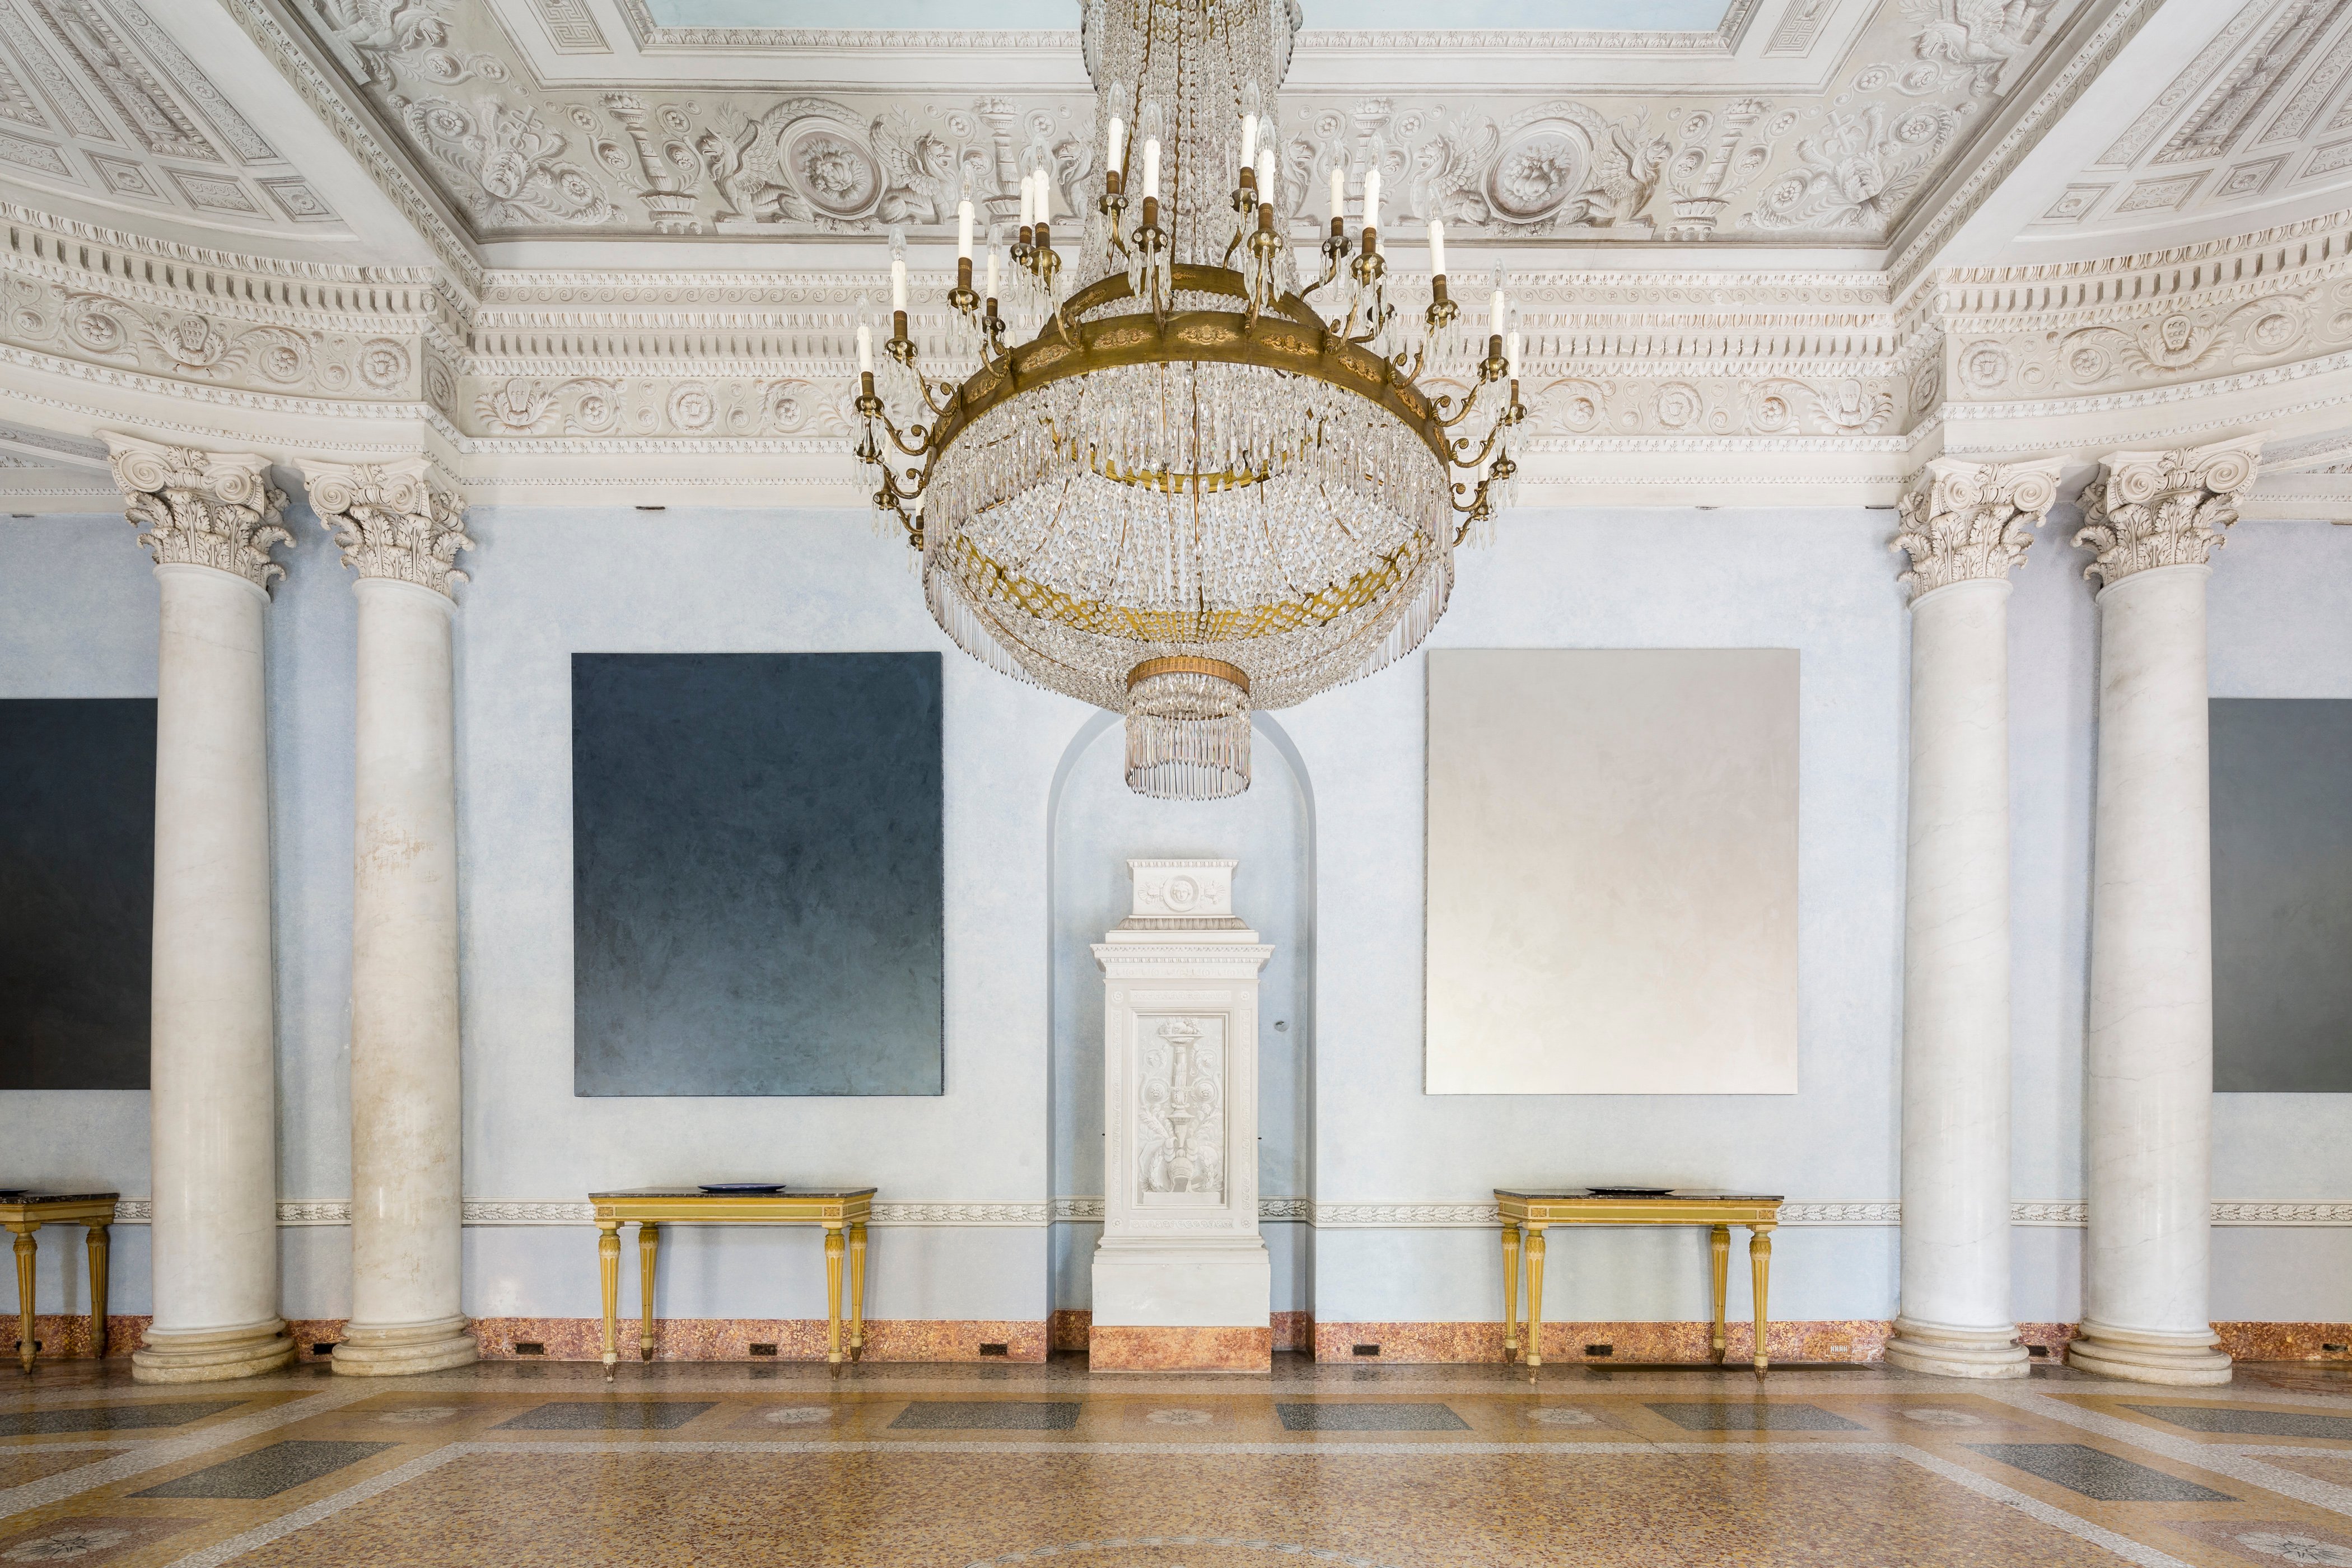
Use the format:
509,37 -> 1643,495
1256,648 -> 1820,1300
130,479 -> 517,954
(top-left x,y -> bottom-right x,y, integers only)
6,204 -> 2352,507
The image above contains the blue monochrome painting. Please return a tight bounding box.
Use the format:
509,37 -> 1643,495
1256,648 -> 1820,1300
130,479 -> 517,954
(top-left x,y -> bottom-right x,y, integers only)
571,652 -> 944,1096
0,698 -> 156,1090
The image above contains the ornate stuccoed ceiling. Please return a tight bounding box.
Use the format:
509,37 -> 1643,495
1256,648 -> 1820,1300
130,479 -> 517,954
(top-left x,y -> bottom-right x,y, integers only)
274,0 -> 2093,247
0,0 -> 344,236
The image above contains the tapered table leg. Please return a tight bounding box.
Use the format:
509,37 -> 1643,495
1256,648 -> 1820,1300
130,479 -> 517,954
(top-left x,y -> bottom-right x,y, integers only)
638,1222 -> 660,1362
1501,1223 -> 1522,1363
848,1222 -> 867,1359
84,1225 -> 109,1359
9,1226 -> 34,1373
1523,1224 -> 1547,1370
596,1221 -> 620,1379
1749,1226 -> 1774,1376
1710,1225 -> 1730,1365
824,1224 -> 845,1365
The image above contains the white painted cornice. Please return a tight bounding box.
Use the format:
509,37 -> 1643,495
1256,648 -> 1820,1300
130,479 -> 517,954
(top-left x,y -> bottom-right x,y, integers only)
2,197 -> 2350,512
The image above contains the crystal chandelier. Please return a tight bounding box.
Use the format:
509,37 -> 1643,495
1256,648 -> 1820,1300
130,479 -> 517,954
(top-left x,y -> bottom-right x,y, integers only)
852,0 -> 1524,799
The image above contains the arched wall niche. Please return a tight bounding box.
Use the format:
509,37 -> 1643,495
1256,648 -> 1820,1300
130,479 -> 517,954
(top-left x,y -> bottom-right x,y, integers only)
1045,711 -> 1317,1328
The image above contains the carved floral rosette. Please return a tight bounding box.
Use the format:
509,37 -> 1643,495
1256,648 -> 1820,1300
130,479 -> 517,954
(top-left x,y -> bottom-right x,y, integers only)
103,432 -> 294,590
1891,456 -> 2063,601
2072,436 -> 2264,585
298,457 -> 476,598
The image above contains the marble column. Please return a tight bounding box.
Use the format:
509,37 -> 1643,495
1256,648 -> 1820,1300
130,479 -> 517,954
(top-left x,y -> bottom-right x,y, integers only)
2068,435 -> 2261,1387
104,433 -> 298,1384
298,459 -> 479,1376
1884,456 -> 2060,1379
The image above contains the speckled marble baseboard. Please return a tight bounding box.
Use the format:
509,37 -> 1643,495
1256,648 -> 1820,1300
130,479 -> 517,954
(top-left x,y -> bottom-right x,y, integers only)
1052,1311 -> 1311,1354
466,1317 -> 1047,1362
1088,1326 -> 1272,1371
1311,1320 -> 1894,1364
2215,1321 -> 2352,1361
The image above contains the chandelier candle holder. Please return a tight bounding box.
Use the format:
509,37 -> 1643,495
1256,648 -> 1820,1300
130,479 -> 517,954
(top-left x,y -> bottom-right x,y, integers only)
852,0 -> 1524,799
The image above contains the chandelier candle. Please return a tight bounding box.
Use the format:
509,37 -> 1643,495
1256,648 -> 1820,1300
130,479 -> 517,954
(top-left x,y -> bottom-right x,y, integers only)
851,0 -> 1525,799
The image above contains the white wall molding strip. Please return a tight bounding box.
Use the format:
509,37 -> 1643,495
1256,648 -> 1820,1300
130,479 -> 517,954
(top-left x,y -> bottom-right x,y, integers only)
85,1200 -> 2352,1229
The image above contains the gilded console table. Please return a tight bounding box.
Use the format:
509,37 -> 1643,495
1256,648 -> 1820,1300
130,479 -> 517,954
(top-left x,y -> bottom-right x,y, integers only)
2,1191 -> 118,1372
1495,1189 -> 1784,1374
587,1188 -> 875,1376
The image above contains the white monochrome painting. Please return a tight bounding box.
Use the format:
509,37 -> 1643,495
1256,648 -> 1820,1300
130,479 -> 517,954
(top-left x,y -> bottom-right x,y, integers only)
1425,648 -> 1800,1095
1135,1014 -> 1226,1202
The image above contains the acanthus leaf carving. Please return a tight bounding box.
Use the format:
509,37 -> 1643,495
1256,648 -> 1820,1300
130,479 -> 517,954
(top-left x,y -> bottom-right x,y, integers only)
1892,454 -> 2062,600
103,431 -> 293,589
2072,435 -> 2264,585
298,454 -> 473,596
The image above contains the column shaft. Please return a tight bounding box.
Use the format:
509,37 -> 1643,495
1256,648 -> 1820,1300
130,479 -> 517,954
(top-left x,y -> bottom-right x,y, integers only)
1887,578 -> 2027,1376
2072,564 -> 2229,1382
2065,435 -> 2257,1387
300,457 -> 478,1377
337,578 -> 473,1373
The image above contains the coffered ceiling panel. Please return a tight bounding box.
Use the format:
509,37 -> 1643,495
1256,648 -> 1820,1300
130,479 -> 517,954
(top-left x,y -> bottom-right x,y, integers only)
280,0 -> 2089,249
0,0 -> 346,235
2033,0 -> 2352,242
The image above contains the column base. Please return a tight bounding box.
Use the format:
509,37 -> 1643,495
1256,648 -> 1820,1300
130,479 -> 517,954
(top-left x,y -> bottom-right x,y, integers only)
1883,1317 -> 2030,1378
1089,1324 -> 1271,1372
333,1315 -> 478,1376
132,1320 -> 295,1384
2067,1320 -> 2233,1385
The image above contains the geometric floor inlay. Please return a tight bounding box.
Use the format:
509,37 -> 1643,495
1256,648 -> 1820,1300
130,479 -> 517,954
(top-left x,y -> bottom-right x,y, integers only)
2122,1404 -> 2352,1440
1646,1402 -> 1868,1431
1272,1403 -> 1469,1431
128,1441 -> 396,1500
5,1358 -> 2349,1567
889,1402 -> 1084,1430
491,1402 -> 716,1431
0,1401 -> 242,1436
1963,1443 -> 2236,1501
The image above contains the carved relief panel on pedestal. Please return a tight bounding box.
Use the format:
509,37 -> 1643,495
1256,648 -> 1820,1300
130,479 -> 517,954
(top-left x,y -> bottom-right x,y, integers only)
1136,1015 -> 1225,1204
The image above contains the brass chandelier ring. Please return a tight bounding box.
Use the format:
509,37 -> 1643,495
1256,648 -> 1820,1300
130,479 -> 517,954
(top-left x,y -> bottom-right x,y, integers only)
1127,655 -> 1253,694
925,263 -> 1455,474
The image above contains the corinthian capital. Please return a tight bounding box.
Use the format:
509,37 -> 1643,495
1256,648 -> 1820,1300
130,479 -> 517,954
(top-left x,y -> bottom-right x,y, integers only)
297,456 -> 475,598
2073,435 -> 2264,586
1892,456 -> 2064,601
104,432 -> 293,591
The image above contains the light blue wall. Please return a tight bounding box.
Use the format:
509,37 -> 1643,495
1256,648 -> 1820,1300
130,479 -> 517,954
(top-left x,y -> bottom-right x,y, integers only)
5,502 -> 2351,1330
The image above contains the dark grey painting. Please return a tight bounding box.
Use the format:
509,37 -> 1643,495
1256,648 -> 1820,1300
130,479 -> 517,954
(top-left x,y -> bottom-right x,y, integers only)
2212,698 -> 2352,1093
0,698 -> 155,1090
572,653 -> 944,1096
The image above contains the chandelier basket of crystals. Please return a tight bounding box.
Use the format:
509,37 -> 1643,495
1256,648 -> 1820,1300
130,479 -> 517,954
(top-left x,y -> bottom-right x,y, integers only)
852,0 -> 1525,799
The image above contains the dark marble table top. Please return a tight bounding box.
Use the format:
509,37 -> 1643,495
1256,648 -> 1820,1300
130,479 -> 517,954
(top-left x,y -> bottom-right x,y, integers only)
1493,1188 -> 1784,1202
0,1191 -> 121,1205
589,1187 -> 878,1200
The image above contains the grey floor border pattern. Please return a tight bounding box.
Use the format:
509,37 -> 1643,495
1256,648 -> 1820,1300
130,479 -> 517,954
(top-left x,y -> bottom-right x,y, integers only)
1971,1385 -> 2352,1520
150,1439 -> 2198,1568
0,1387 -> 379,1522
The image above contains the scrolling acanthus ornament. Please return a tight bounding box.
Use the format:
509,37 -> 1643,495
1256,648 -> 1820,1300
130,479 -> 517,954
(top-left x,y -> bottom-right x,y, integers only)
298,455 -> 475,597
2071,435 -> 2264,585
1891,455 -> 2062,600
102,432 -> 293,590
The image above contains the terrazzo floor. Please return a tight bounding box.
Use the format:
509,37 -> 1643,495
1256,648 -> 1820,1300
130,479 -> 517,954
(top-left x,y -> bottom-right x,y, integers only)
1,1354 -> 2348,1566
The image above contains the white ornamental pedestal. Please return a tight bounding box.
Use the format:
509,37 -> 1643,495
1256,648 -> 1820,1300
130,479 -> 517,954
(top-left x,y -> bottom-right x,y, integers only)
1090,860 -> 1273,1372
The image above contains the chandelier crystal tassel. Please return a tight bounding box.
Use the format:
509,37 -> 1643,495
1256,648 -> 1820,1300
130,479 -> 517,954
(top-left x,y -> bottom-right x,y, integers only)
851,0 -> 1524,799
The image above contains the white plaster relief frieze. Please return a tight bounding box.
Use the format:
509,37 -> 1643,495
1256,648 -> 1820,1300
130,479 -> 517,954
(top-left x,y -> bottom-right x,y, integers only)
1893,454 -> 2064,598
2073,433 -> 2265,582
265,0 -> 2081,245
104,428 -> 291,587
299,454 -> 472,595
